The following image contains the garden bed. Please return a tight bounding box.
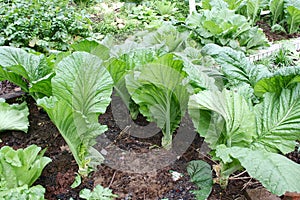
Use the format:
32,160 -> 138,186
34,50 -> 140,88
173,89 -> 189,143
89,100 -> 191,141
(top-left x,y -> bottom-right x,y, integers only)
0,90 -> 299,200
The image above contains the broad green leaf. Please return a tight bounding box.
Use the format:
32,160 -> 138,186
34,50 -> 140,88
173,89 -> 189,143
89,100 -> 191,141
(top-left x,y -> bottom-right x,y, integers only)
0,99 -> 29,133
203,21 -> 223,35
125,54 -> 189,149
106,49 -> 158,119
188,89 -> 256,149
182,61 -> 219,93
246,0 -> 261,23
187,160 -> 213,200
286,6 -> 300,34
142,23 -> 189,53
269,0 -> 284,25
0,145 -> 51,189
37,52 -> 113,175
0,68 -> 28,92
252,85 -> 300,154
218,147 -> 300,195
254,66 -> 300,97
71,39 -> 110,61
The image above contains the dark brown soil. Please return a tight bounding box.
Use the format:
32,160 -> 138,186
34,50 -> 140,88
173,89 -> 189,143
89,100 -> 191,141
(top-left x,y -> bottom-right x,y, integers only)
0,94 -> 258,200
256,20 -> 300,42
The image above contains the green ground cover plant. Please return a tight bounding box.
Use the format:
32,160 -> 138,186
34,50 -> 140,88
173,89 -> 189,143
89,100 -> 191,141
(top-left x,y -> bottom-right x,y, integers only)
0,0 -> 92,52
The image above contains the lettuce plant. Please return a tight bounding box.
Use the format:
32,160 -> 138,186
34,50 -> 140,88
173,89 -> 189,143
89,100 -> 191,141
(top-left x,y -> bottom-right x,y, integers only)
188,85 -> 300,195
37,52 -> 113,176
125,54 -> 189,149
0,145 -> 51,189
0,98 -> 29,133
0,145 -> 50,199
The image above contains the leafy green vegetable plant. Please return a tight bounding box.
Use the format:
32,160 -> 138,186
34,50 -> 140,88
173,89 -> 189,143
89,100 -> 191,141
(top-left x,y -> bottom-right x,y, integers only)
125,54 -> 189,149
79,185 -> 118,200
0,145 -> 51,199
201,43 -> 300,101
0,98 -> 29,133
0,46 -> 54,99
185,4 -> 268,52
269,0 -> 300,34
37,52 -> 113,176
188,85 -> 300,195
0,145 -> 51,189
0,184 -> 45,200
187,160 -> 213,200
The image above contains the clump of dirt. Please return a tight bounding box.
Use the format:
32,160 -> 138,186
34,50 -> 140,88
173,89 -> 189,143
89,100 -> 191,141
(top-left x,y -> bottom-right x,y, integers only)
256,20 -> 300,42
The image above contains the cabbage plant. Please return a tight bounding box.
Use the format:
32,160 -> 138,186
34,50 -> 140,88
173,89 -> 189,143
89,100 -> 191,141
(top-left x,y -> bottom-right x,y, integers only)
125,54 -> 189,149
0,46 -> 54,99
37,52 -> 113,176
188,86 -> 300,195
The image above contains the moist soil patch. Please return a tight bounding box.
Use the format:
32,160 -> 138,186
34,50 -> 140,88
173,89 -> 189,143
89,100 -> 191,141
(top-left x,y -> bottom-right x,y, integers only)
0,95 -> 253,200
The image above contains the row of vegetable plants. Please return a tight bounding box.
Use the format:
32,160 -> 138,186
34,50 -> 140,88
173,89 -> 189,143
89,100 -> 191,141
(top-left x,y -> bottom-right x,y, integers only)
0,19 -> 300,198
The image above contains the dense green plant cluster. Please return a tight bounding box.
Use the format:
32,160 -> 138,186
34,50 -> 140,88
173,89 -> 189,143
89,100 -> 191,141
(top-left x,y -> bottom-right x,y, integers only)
255,45 -> 300,72
202,0 -> 300,34
90,0 -> 189,40
0,0 -> 92,52
185,0 -> 269,52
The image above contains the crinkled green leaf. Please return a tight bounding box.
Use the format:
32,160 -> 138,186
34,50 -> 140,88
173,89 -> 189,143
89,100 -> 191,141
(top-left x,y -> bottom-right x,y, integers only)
201,44 -> 270,86
125,54 -> 189,149
218,147 -> 300,195
0,99 -> 29,133
252,84 -> 300,154
37,52 -> 113,175
188,89 -> 256,149
187,160 -> 213,200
